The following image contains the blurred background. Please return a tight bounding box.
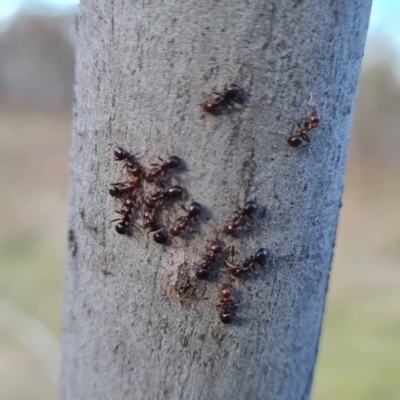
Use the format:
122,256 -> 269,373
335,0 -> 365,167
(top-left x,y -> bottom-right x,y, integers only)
0,1 -> 399,399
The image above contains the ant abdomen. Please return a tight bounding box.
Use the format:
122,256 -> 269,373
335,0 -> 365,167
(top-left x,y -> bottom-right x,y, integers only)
196,267 -> 210,280
195,239 -> 224,280
287,136 -> 304,147
254,248 -> 268,265
153,231 -> 168,244
220,311 -> 233,324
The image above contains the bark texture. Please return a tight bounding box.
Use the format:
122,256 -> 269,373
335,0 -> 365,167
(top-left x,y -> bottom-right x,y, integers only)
63,1 -> 371,399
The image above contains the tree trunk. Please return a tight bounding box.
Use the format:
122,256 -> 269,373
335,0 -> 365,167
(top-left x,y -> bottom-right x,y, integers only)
63,1 -> 371,399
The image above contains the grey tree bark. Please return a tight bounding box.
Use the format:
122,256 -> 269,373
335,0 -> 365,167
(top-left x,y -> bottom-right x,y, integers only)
63,1 -> 371,399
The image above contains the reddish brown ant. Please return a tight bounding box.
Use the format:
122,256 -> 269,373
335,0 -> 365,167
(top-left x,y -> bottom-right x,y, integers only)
141,186 -> 183,244
142,203 -> 171,245
195,239 -> 224,280
287,107 -> 320,147
218,283 -> 235,324
223,201 -> 258,235
109,180 -> 140,198
170,202 -> 202,237
144,185 -> 183,209
113,146 -> 144,177
110,196 -> 139,235
144,156 -> 180,183
202,83 -> 245,115
227,248 -> 269,278
201,62 -> 250,116
142,207 -> 168,244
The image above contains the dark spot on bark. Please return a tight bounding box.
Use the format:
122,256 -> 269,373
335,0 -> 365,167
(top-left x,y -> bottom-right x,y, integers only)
102,269 -> 112,276
68,229 -> 78,256
87,225 -> 98,234
175,270 -> 199,306
293,0 -> 304,7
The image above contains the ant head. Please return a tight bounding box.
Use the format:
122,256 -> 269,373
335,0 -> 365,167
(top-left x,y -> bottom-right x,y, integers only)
124,197 -> 136,209
223,224 -> 235,235
170,226 -> 181,237
310,109 -> 320,124
203,101 -> 222,115
307,105 -> 320,123
210,239 -> 224,254
130,165 -> 142,177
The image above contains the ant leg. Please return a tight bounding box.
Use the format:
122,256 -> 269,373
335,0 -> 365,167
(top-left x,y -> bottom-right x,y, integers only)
279,108 -> 301,127
200,75 -> 214,92
241,72 -> 252,90
307,92 -> 313,106
301,133 -> 311,145
269,129 -> 290,137
230,60 -> 245,83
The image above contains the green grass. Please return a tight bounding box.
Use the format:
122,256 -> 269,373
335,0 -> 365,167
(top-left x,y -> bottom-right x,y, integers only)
0,234 -> 63,333
0,107 -> 68,400
313,306 -> 400,400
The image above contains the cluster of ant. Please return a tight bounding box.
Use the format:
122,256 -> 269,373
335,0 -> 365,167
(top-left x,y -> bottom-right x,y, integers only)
201,68 -> 320,147
108,73 -> 321,325
109,146 -> 201,245
193,201 -> 270,324
108,148 -> 267,324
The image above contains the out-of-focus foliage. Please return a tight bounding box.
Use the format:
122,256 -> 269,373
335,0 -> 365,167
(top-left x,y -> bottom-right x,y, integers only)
0,14 -> 75,107
352,59 -> 400,167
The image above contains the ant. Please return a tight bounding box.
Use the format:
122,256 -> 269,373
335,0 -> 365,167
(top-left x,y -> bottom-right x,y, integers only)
113,146 -> 144,177
144,156 -> 180,183
195,239 -> 224,280
110,196 -> 139,235
227,248 -> 269,278
218,283 -> 235,324
201,62 -> 250,116
223,201 -> 258,235
287,107 -> 320,147
202,83 -> 245,115
142,204 -> 170,245
144,185 -> 183,209
109,180 -> 140,198
170,202 -> 201,237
